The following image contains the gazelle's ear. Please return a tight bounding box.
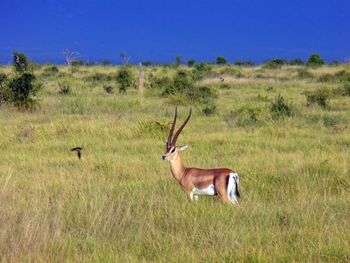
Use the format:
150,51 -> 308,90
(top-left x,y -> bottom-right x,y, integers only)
178,144 -> 188,151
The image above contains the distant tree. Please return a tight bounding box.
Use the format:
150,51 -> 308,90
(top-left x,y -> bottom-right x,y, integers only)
62,49 -> 81,65
175,55 -> 183,67
216,56 -> 227,65
71,60 -> 84,66
140,61 -> 154,66
234,60 -> 255,66
120,51 -> 131,65
187,59 -> 195,67
13,52 -> 28,73
101,60 -> 111,66
306,54 -> 324,66
263,58 -> 287,69
289,58 -> 304,65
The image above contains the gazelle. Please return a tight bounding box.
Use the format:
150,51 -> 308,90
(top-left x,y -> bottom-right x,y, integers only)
162,107 -> 240,205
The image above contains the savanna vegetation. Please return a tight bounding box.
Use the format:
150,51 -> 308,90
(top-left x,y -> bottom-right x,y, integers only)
0,54 -> 349,262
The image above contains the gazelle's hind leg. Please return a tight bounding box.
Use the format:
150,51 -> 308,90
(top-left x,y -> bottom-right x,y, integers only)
214,176 -> 233,205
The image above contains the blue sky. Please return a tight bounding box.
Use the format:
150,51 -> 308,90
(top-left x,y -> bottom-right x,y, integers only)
1,0 -> 349,64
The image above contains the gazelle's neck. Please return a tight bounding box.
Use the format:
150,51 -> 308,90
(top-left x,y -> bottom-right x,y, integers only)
170,153 -> 186,182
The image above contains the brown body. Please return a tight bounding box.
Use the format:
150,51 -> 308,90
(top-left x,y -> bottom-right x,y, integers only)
162,108 -> 240,205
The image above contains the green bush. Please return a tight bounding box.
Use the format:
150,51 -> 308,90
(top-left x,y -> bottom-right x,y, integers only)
227,106 -> 269,127
263,58 -> 287,69
202,103 -> 217,116
216,56 -> 227,65
85,73 -> 114,82
289,58 -> 304,65
234,61 -> 255,66
116,67 -> 134,93
270,94 -> 294,119
13,52 -> 28,73
305,88 -> 331,108
334,70 -> 350,83
7,73 -> 41,108
187,59 -> 195,67
147,74 -> 172,90
192,63 -> 217,80
161,70 -> 217,105
306,54 -> 324,67
131,119 -> 169,139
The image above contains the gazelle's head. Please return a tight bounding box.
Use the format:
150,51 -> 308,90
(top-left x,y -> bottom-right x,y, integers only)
162,107 -> 192,161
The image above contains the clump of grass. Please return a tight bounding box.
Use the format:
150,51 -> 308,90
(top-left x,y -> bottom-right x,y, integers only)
334,70 -> 350,83
297,68 -> 314,79
318,73 -> 335,83
58,82 -> 71,95
131,119 -> 169,139
202,103 -> 217,116
305,87 -> 331,108
227,105 -> 269,127
270,94 -> 294,120
85,72 -> 114,82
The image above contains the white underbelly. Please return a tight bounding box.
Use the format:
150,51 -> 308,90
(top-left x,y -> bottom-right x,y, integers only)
192,184 -> 217,196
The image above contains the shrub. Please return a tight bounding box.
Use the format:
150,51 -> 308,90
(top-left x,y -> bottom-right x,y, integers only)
337,83 -> 350,96
334,70 -> 350,83
192,63 -> 216,81
148,74 -> 172,90
116,67 -> 134,93
187,59 -> 195,67
175,55 -> 183,67
306,54 -> 324,67
161,70 -> 217,105
85,73 -> 114,82
218,67 -> 243,77
58,82 -> 71,95
305,88 -> 331,108
216,56 -> 227,65
101,60 -> 111,66
71,60 -> 84,66
131,119 -> 169,139
44,65 -> 59,73
0,73 -> 7,88
234,61 -> 255,66
227,106 -> 269,127
13,52 -> 28,73
202,103 -> 217,116
263,58 -> 287,69
7,72 -> 41,108
162,70 -> 194,96
270,94 -> 294,119
318,73 -> 335,83
289,58 -> 304,65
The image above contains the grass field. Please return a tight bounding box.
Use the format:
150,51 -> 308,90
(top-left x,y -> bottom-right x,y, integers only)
0,64 -> 350,262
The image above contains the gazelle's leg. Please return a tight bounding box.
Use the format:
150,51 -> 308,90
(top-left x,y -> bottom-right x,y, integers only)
187,190 -> 194,202
215,176 -> 232,204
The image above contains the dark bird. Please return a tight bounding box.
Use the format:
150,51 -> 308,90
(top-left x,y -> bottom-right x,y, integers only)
71,147 -> 83,159
219,76 -> 225,82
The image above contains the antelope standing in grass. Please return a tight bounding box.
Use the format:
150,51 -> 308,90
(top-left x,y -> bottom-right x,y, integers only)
162,108 -> 240,205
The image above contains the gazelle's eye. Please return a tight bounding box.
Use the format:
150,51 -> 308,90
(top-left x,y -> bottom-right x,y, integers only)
171,147 -> 176,153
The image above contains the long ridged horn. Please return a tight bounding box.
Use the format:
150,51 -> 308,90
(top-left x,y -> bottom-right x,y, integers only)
167,107 -> 178,146
171,108 -> 192,145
